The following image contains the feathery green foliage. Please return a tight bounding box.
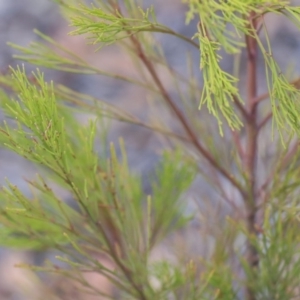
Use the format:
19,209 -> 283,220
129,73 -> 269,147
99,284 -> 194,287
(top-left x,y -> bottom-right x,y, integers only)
1,0 -> 300,299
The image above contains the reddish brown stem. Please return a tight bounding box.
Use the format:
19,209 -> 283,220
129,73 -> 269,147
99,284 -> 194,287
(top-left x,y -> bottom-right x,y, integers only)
129,34 -> 245,196
107,3 -> 246,197
253,91 -> 269,105
233,95 -> 251,122
244,11 -> 259,300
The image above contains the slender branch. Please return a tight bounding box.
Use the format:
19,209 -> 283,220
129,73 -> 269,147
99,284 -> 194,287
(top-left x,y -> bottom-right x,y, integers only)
107,1 -> 199,48
252,90 -> 269,105
233,94 -> 251,122
245,15 -> 258,194
96,222 -> 149,300
56,84 -> 197,143
107,2 -> 246,196
244,11 -> 259,300
257,111 -> 272,131
148,26 -> 199,48
129,33 -> 245,195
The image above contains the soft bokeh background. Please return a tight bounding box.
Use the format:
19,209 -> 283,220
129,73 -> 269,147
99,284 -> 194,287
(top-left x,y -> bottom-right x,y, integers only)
0,0 -> 300,299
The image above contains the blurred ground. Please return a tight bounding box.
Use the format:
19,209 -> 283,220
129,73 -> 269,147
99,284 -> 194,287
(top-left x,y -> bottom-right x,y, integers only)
0,0 -> 300,299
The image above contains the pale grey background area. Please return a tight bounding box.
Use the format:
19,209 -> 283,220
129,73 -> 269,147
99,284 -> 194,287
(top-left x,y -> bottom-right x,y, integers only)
0,0 -> 300,299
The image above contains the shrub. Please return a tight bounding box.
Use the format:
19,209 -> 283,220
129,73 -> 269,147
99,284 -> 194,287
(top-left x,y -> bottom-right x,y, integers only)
1,1 -> 300,299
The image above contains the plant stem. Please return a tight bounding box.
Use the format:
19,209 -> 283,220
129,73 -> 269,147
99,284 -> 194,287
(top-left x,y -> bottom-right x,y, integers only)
257,111 -> 272,131
129,33 -> 246,196
107,1 -> 246,197
244,11 -> 259,300
233,94 -> 251,122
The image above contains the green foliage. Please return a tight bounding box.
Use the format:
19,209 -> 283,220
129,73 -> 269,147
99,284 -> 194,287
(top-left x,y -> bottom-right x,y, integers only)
1,0 -> 300,299
69,4 -> 157,46
196,30 -> 242,135
0,68 -> 196,298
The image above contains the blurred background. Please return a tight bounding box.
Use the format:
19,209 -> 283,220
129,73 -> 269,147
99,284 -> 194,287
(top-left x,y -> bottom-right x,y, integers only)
0,0 -> 300,299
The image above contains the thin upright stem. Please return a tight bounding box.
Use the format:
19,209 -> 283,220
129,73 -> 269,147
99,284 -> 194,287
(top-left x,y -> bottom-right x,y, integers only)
244,11 -> 260,300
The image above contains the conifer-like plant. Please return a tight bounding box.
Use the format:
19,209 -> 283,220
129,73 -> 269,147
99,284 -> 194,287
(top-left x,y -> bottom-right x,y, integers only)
1,0 -> 300,299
